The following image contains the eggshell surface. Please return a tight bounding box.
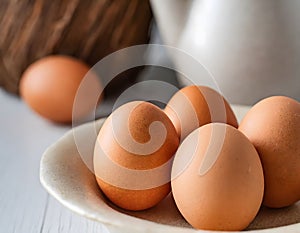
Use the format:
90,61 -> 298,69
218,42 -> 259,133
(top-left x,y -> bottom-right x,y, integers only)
164,85 -> 238,141
94,101 -> 179,211
239,96 -> 300,208
20,55 -> 101,123
171,123 -> 264,231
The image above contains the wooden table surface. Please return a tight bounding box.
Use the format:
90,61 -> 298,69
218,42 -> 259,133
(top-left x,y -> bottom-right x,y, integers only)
0,89 -> 109,233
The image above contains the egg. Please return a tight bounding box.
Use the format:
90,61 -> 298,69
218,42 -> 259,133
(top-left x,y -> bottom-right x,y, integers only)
94,101 -> 179,211
171,123 -> 264,231
20,55 -> 102,123
239,96 -> 300,208
164,85 -> 238,141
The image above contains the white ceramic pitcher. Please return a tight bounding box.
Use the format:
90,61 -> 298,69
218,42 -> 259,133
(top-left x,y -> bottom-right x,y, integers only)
150,0 -> 300,104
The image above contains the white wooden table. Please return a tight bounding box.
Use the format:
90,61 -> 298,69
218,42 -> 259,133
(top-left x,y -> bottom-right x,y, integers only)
0,89 -> 108,233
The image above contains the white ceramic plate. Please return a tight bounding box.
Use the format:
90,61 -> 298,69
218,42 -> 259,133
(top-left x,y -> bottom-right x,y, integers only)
40,105 -> 300,233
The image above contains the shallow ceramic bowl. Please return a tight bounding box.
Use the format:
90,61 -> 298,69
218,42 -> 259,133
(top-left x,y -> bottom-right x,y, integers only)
40,105 -> 300,233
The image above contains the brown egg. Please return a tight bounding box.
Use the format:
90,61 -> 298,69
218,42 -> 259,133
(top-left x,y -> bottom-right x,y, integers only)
171,123 -> 264,231
239,96 -> 300,208
94,101 -> 179,211
20,55 -> 102,123
164,85 -> 238,141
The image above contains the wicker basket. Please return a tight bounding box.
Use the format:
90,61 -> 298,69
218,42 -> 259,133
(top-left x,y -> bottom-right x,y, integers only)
0,0 -> 152,95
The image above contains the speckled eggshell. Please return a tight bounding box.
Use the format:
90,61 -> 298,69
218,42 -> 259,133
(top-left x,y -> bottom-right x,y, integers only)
94,101 -> 179,211
164,85 -> 238,141
239,96 -> 300,208
171,123 -> 264,231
